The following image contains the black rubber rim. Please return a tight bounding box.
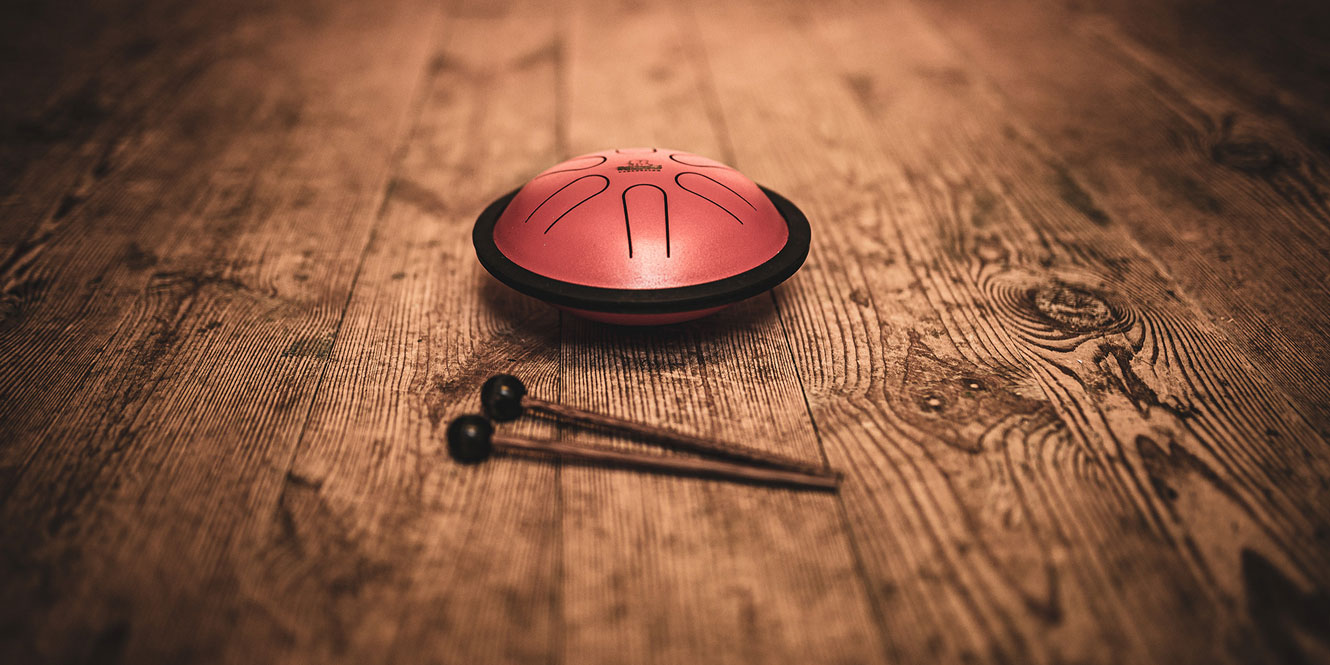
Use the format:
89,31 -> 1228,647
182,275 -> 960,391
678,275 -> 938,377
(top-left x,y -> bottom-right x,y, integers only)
472,185 -> 810,314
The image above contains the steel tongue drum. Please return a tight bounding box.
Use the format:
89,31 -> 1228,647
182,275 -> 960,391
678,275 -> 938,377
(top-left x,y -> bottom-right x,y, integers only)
472,148 -> 811,325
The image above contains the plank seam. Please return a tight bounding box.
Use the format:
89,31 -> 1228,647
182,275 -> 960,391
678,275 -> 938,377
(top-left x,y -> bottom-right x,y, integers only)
274,0 -> 447,522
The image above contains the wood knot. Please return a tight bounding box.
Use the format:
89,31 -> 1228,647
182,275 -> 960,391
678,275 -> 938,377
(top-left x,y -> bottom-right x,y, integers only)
917,392 -> 947,413
915,379 -> 986,412
1211,139 -> 1282,176
1029,283 -> 1120,334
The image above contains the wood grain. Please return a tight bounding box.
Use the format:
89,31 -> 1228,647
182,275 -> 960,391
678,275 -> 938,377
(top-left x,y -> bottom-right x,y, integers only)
2,0 -> 440,661
693,0 -> 1330,662
234,2 -> 568,662
1,0 -> 1328,663
556,2 -> 883,662
1071,0 -> 1330,155
916,0 -> 1330,432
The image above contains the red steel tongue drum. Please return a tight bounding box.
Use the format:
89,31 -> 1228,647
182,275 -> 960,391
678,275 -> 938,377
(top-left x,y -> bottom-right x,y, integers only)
472,148 -> 811,324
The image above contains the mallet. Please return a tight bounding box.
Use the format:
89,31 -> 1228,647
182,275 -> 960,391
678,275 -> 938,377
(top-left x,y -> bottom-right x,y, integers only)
447,415 -> 840,491
480,374 -> 837,479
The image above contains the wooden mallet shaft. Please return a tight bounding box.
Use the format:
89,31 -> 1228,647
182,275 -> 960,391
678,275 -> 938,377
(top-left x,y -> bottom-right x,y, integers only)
493,432 -> 840,491
522,396 -> 835,478
481,374 -> 837,479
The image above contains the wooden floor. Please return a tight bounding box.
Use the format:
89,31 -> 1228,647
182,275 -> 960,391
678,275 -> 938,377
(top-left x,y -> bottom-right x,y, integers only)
3,0 -> 1329,663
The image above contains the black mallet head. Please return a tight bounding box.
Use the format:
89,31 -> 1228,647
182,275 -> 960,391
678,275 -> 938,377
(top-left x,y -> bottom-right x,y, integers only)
446,414 -> 495,464
481,374 -> 527,422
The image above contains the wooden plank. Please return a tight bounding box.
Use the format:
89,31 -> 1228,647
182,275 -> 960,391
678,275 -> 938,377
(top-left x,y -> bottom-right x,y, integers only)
236,1 -> 570,662
0,0 -> 220,231
4,0 -> 1328,662
692,0 -> 1330,662
0,0 -> 439,661
912,0 -> 1330,433
0,0 -> 269,466
1068,0 -> 1330,154
554,2 -> 885,663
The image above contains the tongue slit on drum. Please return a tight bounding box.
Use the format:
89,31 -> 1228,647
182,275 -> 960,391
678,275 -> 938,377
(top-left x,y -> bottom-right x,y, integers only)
621,183 -> 669,259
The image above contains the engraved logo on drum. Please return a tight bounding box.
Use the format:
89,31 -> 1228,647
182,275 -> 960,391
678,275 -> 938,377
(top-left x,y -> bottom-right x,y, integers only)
617,159 -> 663,173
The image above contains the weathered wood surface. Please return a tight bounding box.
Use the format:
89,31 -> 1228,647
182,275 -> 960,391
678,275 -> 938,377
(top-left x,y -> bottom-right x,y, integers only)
1,0 -> 1327,663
